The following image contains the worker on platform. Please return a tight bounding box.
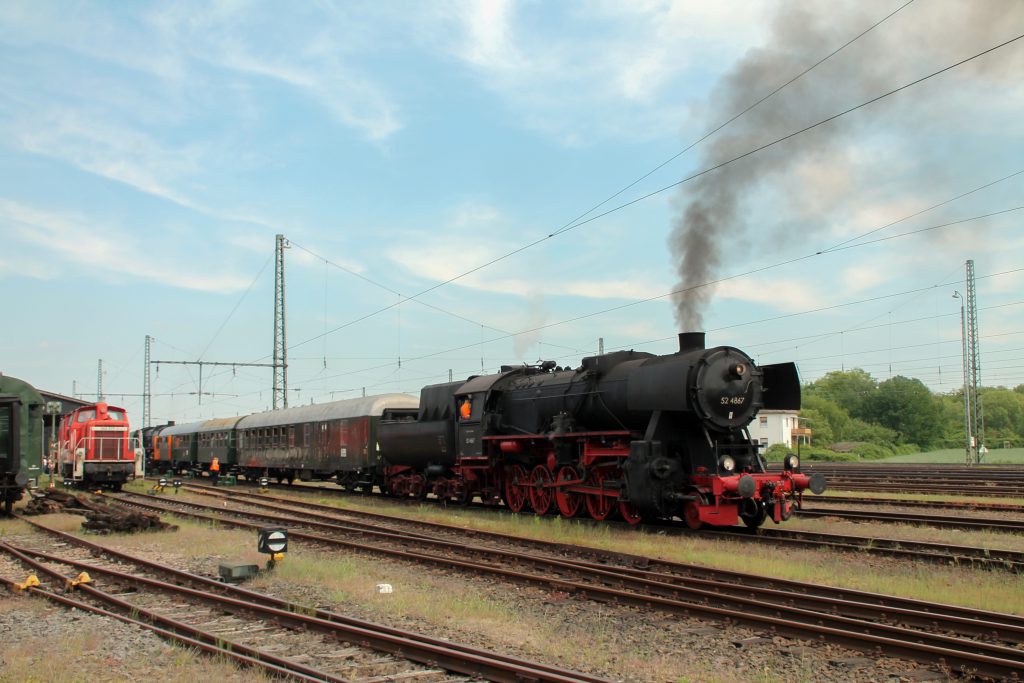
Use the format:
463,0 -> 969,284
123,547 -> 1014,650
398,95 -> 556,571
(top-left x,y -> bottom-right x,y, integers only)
210,456 -> 221,486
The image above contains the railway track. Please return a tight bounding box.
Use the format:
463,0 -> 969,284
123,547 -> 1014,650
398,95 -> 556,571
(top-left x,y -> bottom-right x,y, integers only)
816,481 -> 1024,497
794,465 -> 1024,498
177,478 -> 1024,570
157,481 -> 1024,571
810,495 -> 1024,514
793,506 -> 1024,533
98,485 -> 1024,679
1,519 -> 610,683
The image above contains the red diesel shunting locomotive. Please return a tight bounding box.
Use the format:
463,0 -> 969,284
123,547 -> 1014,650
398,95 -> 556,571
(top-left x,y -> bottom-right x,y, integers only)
57,402 -> 141,490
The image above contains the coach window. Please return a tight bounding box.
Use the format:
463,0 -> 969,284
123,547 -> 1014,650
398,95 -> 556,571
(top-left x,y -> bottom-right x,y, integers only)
288,426 -> 295,447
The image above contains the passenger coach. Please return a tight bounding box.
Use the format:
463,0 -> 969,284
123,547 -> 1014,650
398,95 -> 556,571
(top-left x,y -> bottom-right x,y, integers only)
235,394 -> 418,488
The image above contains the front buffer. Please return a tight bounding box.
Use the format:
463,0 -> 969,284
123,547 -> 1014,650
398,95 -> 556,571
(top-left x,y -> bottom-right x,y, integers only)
683,466 -> 828,529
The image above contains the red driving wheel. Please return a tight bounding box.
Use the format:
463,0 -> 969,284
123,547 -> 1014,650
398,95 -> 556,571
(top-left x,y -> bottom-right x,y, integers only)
503,464 -> 531,513
619,501 -> 643,526
585,468 -> 615,521
554,466 -> 582,518
529,465 -> 554,515
683,499 -> 704,530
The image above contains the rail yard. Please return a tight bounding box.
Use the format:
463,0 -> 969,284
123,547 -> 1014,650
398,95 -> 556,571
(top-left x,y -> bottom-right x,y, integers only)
5,2 -> 1024,682
2,465 -> 1024,682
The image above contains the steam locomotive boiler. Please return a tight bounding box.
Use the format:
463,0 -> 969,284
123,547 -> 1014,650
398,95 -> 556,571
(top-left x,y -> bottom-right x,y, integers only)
380,332 -> 826,527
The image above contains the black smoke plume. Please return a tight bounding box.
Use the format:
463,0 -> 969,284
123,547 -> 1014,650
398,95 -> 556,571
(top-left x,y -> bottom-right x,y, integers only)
669,0 -> 1023,330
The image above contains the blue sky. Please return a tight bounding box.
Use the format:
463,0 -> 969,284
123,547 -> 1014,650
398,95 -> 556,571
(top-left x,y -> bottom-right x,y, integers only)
2,0 -> 1023,426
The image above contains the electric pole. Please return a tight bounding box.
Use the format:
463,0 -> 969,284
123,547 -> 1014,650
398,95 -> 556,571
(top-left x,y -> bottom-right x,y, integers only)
273,233 -> 289,409
143,335 -> 152,428
965,259 -> 984,463
97,359 -> 104,402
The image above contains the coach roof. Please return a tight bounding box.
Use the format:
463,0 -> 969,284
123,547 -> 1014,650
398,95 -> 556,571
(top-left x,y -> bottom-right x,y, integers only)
197,416 -> 245,433
160,421 -> 206,437
237,393 -> 418,430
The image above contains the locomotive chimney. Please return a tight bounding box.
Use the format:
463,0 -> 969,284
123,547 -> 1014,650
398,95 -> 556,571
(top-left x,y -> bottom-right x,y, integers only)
678,332 -> 705,353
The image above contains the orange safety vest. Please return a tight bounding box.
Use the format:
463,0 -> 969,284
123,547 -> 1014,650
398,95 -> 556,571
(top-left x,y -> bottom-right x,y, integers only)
210,457 -> 220,472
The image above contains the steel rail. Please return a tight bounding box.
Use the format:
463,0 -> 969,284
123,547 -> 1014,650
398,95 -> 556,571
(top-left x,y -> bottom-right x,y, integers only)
174,484 -> 1024,637
104,492 -> 1024,679
807,495 -> 1024,513
701,525 -> 1024,570
173,482 -> 1024,572
794,507 -> 1024,533
0,544 -> 346,682
821,482 -> 1024,497
17,517 -> 611,683
161,485 -> 1024,642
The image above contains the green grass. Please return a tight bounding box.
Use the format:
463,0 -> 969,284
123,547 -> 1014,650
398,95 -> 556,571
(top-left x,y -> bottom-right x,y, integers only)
876,447 -> 1024,464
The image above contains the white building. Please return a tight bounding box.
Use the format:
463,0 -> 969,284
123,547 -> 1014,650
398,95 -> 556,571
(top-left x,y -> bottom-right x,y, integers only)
752,410 -> 809,450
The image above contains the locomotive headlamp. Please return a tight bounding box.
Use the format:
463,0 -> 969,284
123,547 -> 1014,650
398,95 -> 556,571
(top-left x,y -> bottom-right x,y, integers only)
783,454 -> 800,472
729,363 -> 747,378
718,455 -> 736,473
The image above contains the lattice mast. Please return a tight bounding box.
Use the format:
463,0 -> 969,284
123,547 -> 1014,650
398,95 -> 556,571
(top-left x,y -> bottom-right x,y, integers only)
965,259 -> 984,462
956,298 -> 973,465
143,335 -> 152,428
97,359 -> 104,402
273,234 -> 289,409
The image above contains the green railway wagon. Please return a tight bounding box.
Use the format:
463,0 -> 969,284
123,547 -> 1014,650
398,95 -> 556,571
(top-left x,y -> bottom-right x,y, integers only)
0,373 -> 45,515
196,416 -> 244,470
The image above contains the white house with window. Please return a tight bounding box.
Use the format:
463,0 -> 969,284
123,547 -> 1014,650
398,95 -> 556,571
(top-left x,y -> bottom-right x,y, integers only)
752,410 -> 808,450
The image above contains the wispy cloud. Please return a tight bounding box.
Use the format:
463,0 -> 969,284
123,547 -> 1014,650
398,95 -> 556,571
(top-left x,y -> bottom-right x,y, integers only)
432,1 -> 771,143
147,2 -> 402,141
15,111 -> 204,208
0,199 -> 251,292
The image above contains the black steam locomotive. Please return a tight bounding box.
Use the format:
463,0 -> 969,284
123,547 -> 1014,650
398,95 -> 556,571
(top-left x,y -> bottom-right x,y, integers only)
381,332 -> 825,528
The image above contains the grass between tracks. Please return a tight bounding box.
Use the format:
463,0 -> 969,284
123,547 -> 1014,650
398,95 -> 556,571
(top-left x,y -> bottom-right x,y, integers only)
819,488 -> 1024,505
9,482 -> 1020,682
112,478 -> 1024,617
876,447 -> 1024,464
235,484 -> 1024,617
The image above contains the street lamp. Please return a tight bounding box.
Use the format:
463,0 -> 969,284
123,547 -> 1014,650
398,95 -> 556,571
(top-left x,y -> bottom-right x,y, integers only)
952,291 -> 974,465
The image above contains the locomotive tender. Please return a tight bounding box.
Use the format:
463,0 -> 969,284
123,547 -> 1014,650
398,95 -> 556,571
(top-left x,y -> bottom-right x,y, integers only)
151,332 -> 823,528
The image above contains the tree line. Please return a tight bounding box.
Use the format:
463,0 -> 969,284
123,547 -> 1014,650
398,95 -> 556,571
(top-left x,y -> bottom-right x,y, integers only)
768,369 -> 1024,460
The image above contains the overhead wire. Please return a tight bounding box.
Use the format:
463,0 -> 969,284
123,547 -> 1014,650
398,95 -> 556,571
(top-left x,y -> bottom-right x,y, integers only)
280,31 -> 1024,355
183,265 -> 1024,415
288,238 -> 589,355
197,254 -> 273,361
145,22 -> 1024,418
546,0 -> 918,238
